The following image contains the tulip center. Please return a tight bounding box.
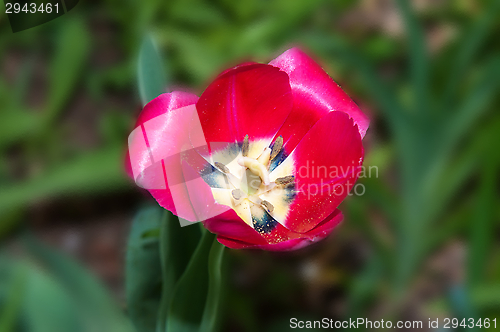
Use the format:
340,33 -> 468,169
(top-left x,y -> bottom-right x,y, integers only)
208,135 -> 295,232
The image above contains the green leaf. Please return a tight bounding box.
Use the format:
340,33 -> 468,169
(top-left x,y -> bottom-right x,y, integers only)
199,237 -> 225,332
470,284 -> 500,310
126,206 -> 164,332
44,17 -> 91,123
347,254 -> 384,317
301,32 -> 406,127
11,58 -> 35,110
468,156 -> 498,286
22,264 -> 82,332
138,34 -> 167,106
0,110 -> 38,150
23,236 -> 135,332
166,230 -> 224,332
0,261 -> 27,332
0,146 -> 129,216
441,0 -> 500,109
423,105 -> 500,224
156,212 -> 201,332
396,0 -> 429,115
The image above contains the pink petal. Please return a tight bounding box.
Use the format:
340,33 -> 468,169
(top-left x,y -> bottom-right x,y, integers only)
126,91 -> 198,180
216,236 -> 256,249
179,159 -> 232,222
269,48 -> 369,153
217,209 -> 343,251
135,91 -> 199,126
128,93 -> 207,221
300,208 -> 343,238
203,210 -> 268,245
124,150 -> 134,179
259,208 -> 343,250
283,111 -> 364,233
196,64 -> 293,151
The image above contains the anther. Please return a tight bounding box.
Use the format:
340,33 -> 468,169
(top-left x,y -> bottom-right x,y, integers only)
275,175 -> 294,186
261,200 -> 274,213
214,162 -> 230,173
242,134 -> 249,157
270,136 -> 283,160
232,189 -> 243,200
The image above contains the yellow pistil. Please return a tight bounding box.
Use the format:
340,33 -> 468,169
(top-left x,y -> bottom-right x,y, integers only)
257,147 -> 271,165
237,157 -> 270,185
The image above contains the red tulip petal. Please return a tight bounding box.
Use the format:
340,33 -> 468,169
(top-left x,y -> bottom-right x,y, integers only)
181,159 -> 234,222
300,208 -> 343,238
125,91 -> 198,180
269,48 -> 369,153
258,206 -> 342,248
128,94 -> 210,221
216,233 -> 285,250
276,111 -> 363,233
216,236 -> 257,249
135,91 -> 199,127
196,64 -> 293,151
217,209 -> 343,251
259,209 -> 343,251
203,210 -> 268,245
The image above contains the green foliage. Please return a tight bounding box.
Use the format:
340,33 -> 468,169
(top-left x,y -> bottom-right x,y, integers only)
0,146 -> 128,217
126,206 -> 164,332
156,212 -> 201,332
0,240 -> 135,332
44,17 -> 91,123
0,262 -> 26,332
166,229 -> 224,332
1,0 -> 500,330
138,35 -> 168,106
124,205 -> 223,332
24,236 -> 135,332
326,0 -> 500,323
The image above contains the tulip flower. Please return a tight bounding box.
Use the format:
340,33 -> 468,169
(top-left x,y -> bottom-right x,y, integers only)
127,48 -> 369,250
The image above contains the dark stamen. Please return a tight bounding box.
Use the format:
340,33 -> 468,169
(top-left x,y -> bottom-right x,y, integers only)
270,136 -> 283,160
261,200 -> 274,213
242,134 -> 249,157
214,162 -> 230,173
275,175 -> 294,186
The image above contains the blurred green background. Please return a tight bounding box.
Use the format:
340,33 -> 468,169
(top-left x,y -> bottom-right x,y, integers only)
1,0 -> 500,331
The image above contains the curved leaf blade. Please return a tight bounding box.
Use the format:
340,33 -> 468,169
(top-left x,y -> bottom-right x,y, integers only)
166,230 -> 224,332
199,238 -> 225,332
23,236 -> 135,332
138,35 -> 167,106
156,212 -> 201,332
126,205 -> 163,332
